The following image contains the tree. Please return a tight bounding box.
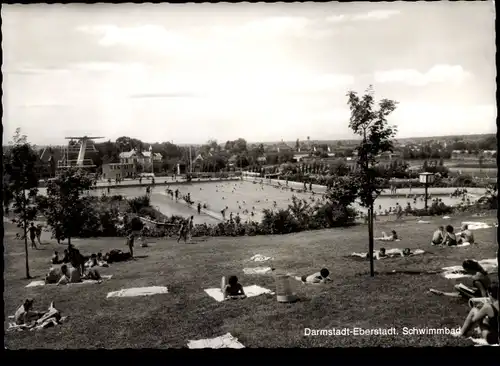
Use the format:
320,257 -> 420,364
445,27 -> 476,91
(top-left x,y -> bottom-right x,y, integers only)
45,168 -> 94,247
296,139 -> 300,150
347,86 -> 398,277
4,128 -> 40,278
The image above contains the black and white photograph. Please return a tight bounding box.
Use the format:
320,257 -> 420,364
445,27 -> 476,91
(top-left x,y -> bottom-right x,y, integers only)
2,1 -> 498,349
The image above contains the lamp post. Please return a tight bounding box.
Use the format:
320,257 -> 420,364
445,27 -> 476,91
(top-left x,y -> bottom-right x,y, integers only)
419,172 -> 435,211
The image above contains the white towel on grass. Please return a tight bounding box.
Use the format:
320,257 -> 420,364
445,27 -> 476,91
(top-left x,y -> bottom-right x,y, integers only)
204,285 -> 273,302
187,332 -> 245,349
243,267 -> 273,275
442,216 -> 451,219
417,220 -> 431,224
250,254 -> 273,262
106,286 -> 168,298
462,221 -> 492,231
469,337 -> 499,347
26,275 -> 113,288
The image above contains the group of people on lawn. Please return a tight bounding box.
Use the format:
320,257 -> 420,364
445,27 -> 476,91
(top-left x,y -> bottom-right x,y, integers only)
431,224 -> 474,246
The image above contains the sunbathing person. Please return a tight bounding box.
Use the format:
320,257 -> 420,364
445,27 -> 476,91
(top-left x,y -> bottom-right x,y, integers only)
45,267 -> 62,284
441,225 -> 457,246
103,249 -> 132,263
430,260 -> 491,299
455,260 -> 491,299
378,230 -> 399,241
224,276 -> 247,300
431,226 -> 445,245
51,251 -> 62,265
85,254 -> 98,268
454,284 -> 499,345
61,249 -> 70,263
299,268 -> 332,284
83,267 -> 102,281
57,264 -> 81,285
458,224 -> 475,244
14,299 -> 43,325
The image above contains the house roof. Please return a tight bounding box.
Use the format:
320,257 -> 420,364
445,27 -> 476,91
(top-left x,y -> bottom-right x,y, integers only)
119,150 -> 138,159
228,154 -> 238,162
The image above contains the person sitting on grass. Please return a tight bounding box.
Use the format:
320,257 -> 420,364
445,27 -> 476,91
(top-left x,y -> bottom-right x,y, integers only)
96,252 -> 109,267
83,266 -> 102,281
14,299 -> 43,325
85,254 -> 99,268
454,284 -> 499,345
431,226 -> 445,245
51,251 -> 62,265
57,264 -> 81,285
298,268 -> 332,284
224,276 -> 247,300
458,224 -> 475,245
430,260 -> 491,299
441,225 -> 457,246
455,260 -> 491,299
378,230 -> 399,241
45,267 -> 62,284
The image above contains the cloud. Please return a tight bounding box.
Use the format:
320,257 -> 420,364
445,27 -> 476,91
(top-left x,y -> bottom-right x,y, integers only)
393,103 -> 496,135
326,10 -> 400,23
374,65 -> 473,86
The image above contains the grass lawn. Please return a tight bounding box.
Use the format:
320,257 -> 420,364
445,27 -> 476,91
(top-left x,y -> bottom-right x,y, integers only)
3,212 -> 498,349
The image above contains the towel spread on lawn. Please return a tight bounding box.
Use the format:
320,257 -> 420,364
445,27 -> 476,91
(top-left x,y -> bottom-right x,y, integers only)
374,238 -> 402,241
442,258 -> 498,279
249,254 -> 273,262
243,267 -> 273,275
106,286 -> 169,298
204,285 -> 273,302
462,221 -> 492,231
26,275 -> 113,288
187,333 -> 245,349
469,337 -> 499,347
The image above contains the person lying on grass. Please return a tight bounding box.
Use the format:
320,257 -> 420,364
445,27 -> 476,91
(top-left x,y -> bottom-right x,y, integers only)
14,299 -> 44,325
430,260 -> 491,299
297,268 -> 332,284
441,225 -> 457,246
458,224 -> 475,245
378,230 -> 399,241
224,276 -> 247,300
103,249 -> 132,263
431,226 -> 445,245
454,283 -> 499,345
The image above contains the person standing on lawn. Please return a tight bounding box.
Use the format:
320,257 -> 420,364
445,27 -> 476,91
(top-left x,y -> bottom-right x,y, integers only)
28,222 -> 38,249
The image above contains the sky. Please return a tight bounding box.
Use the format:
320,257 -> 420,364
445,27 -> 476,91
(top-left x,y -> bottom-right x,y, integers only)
2,2 -> 497,146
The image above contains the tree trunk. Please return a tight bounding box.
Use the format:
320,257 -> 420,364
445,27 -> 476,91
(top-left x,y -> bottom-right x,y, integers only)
23,193 -> 31,279
368,203 -> 375,277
